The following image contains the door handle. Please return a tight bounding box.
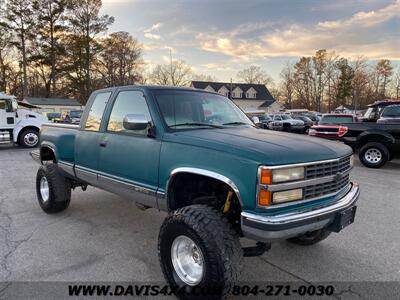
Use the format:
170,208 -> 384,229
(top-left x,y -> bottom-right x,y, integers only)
99,141 -> 107,147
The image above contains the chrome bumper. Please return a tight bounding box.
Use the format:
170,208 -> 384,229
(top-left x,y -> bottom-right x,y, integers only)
30,150 -> 41,164
241,182 -> 360,242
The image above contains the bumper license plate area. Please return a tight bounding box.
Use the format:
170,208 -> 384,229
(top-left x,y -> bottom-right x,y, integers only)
328,206 -> 357,233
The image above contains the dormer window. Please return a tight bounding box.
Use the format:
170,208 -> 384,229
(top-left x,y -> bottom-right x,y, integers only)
205,85 -> 215,92
246,87 -> 257,99
232,87 -> 243,98
218,86 -> 229,97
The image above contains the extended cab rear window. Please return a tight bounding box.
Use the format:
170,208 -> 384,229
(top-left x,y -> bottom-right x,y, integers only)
85,92 -> 112,131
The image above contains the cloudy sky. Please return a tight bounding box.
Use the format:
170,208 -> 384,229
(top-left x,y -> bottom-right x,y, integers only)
102,0 -> 400,82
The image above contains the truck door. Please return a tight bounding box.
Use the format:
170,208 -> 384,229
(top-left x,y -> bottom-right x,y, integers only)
97,89 -> 161,208
0,99 -> 16,129
74,91 -> 113,186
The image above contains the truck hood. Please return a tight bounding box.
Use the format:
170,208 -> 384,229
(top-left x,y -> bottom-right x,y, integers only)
18,109 -> 48,122
167,126 -> 352,165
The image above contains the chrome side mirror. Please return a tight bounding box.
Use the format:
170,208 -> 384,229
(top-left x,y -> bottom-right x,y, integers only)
123,114 -> 149,130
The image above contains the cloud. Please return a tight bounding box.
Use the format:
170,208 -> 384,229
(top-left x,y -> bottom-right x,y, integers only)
144,22 -> 163,40
318,0 -> 400,29
144,32 -> 161,40
196,1 -> 400,60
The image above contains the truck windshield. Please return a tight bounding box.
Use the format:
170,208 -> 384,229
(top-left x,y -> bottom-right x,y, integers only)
154,90 -> 253,129
281,115 -> 291,120
320,116 -> 354,124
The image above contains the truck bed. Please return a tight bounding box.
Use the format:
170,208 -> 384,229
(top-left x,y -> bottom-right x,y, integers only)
39,123 -> 79,164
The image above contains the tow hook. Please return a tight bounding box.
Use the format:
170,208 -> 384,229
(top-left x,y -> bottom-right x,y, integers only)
243,242 -> 271,257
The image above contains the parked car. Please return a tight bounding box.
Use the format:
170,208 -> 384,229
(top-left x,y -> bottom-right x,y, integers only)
292,115 -> 314,133
31,86 -> 359,298
377,105 -> 400,124
362,99 -> 400,122
46,112 -> 61,122
258,114 -> 273,129
309,114 -> 357,140
62,110 -> 83,124
268,114 -> 305,132
340,122 -> 400,168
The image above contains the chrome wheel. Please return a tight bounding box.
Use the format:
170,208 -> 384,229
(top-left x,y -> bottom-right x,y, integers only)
171,235 -> 204,286
365,148 -> 382,164
40,177 -> 50,203
24,132 -> 39,146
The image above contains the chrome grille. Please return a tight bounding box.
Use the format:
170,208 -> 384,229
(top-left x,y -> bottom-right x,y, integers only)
304,174 -> 350,200
306,156 -> 351,179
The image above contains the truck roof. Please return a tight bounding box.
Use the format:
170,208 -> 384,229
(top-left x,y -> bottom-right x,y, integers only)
94,85 -> 205,93
367,99 -> 400,107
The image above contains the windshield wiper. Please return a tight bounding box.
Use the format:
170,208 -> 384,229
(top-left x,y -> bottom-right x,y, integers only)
222,122 -> 251,126
170,122 -> 223,128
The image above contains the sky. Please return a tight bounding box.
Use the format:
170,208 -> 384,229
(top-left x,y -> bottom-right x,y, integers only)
101,0 -> 400,82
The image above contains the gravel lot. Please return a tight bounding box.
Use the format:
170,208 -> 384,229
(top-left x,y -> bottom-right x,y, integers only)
1,145 -> 399,298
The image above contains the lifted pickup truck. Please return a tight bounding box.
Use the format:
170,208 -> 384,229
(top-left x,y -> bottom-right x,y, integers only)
31,86 -> 359,298
340,122 -> 400,168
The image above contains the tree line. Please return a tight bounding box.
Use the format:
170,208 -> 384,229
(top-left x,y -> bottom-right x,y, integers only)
0,0 -> 144,103
275,50 -> 400,112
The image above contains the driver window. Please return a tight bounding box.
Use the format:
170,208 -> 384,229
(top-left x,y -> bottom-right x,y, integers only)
0,100 -> 6,110
107,90 -> 151,135
275,115 -> 282,120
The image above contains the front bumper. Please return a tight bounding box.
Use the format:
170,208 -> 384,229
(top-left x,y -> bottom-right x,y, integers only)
241,182 -> 360,242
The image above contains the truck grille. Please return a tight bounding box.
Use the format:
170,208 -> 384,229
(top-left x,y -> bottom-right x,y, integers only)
304,156 -> 352,199
305,156 -> 351,179
304,174 -> 350,199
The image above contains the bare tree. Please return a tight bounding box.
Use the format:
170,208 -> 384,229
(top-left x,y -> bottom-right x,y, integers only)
237,65 -> 273,86
375,59 -> 393,98
191,73 -> 218,82
99,31 -> 143,87
279,62 -> 295,109
32,0 -> 68,96
4,0 -> 36,97
150,60 -> 192,86
393,67 -> 400,99
66,0 -> 114,101
351,57 -> 370,110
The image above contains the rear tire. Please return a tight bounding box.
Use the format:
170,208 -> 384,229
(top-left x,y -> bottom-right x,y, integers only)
19,128 -> 39,148
287,229 -> 331,246
36,163 -> 71,214
283,123 -> 291,132
359,142 -> 389,168
158,205 -> 242,299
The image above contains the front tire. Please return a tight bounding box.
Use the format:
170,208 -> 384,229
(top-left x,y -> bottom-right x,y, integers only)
19,128 -> 40,148
36,164 -> 71,214
158,205 -> 242,299
287,229 -> 331,246
359,142 -> 389,168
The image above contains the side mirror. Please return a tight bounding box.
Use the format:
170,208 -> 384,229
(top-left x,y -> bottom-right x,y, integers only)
123,114 -> 149,131
251,116 -> 260,124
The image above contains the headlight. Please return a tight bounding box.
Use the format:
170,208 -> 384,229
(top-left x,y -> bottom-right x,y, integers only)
258,166 -> 305,207
260,167 -> 304,184
273,189 -> 303,203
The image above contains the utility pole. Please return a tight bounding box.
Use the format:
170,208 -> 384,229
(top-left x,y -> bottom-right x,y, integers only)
169,48 -> 173,86
230,78 -> 233,100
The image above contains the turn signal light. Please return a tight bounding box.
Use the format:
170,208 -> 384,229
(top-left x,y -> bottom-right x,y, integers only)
258,190 -> 271,206
260,169 -> 272,184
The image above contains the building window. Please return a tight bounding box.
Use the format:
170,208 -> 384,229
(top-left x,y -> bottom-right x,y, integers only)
246,88 -> 257,99
218,86 -> 229,97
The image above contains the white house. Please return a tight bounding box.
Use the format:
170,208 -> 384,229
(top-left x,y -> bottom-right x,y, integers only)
191,81 -> 284,113
22,97 -> 84,114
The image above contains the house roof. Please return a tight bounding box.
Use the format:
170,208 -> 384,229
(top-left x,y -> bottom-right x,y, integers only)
191,81 -> 275,101
23,97 -> 82,106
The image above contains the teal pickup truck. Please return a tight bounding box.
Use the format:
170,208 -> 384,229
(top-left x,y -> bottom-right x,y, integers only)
31,86 -> 359,298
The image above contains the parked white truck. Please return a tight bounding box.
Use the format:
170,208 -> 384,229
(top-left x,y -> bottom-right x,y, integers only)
0,92 -> 48,147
